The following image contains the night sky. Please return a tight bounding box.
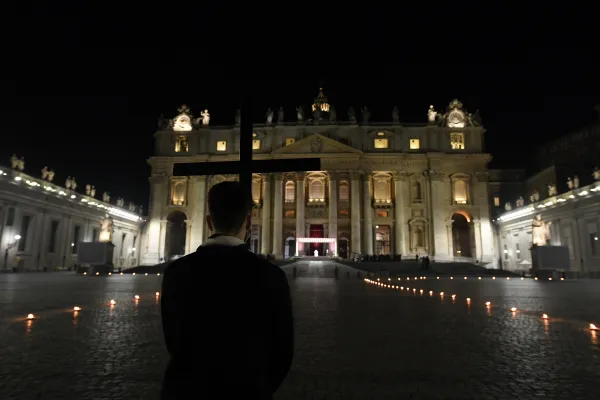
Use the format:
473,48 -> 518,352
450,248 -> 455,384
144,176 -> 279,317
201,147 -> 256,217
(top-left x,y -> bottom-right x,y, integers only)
7,6 -> 599,210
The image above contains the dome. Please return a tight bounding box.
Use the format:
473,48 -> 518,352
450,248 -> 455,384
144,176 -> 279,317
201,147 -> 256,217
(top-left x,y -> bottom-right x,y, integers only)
312,88 -> 330,113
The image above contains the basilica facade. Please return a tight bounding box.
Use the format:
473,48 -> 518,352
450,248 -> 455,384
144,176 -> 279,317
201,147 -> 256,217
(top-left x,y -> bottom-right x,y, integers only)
142,90 -> 495,265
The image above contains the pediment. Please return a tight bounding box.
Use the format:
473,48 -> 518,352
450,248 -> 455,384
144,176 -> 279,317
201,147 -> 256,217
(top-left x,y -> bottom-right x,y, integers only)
273,134 -> 362,155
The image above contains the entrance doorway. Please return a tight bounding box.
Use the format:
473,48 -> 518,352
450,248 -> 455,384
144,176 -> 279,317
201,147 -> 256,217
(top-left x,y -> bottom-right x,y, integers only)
165,211 -> 187,261
375,225 -> 391,255
338,237 -> 349,259
309,224 -> 324,255
297,237 -> 336,257
452,212 -> 472,258
284,236 -> 296,258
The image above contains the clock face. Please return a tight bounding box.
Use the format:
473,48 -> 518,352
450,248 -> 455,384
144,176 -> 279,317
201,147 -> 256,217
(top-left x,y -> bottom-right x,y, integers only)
174,115 -> 192,131
448,110 -> 465,128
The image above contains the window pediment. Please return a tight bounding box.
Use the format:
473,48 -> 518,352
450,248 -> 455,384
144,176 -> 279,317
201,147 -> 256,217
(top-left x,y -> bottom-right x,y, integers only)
368,130 -> 394,138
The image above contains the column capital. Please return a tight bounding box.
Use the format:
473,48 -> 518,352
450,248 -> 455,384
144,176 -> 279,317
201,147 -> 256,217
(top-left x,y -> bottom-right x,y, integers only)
188,176 -> 207,183
273,173 -> 283,181
295,172 -> 305,181
425,169 -> 447,182
149,174 -> 167,184
349,170 -> 364,180
392,171 -> 410,181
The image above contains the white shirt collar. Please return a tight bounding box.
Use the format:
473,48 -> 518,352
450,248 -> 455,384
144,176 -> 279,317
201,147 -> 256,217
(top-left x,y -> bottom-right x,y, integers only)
199,235 -> 246,248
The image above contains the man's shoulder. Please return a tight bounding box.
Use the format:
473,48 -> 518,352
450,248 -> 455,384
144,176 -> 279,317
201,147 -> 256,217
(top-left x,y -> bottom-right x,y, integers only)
164,248 -> 286,281
163,253 -> 197,277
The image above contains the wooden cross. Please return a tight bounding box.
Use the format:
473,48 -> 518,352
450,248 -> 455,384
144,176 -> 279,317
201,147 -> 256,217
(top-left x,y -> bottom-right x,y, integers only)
172,96 -> 321,202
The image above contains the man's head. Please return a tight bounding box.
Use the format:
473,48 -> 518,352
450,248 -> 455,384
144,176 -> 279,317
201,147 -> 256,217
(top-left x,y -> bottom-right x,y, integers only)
206,181 -> 254,239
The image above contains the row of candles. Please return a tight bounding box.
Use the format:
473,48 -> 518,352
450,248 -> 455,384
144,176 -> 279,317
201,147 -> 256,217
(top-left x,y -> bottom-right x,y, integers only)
384,276 -> 562,281
82,271 -> 162,276
364,278 -> 599,332
25,292 -> 161,321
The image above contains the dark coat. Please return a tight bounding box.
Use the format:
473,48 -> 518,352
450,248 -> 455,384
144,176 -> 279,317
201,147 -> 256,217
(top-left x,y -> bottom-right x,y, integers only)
160,241 -> 294,399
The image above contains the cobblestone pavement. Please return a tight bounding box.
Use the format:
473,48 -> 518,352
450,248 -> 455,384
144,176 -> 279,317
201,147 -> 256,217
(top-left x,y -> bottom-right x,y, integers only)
1,263 -> 599,399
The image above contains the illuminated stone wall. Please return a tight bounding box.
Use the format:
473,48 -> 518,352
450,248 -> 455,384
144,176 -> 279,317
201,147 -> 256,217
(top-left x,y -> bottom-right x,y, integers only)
0,167 -> 145,271
145,99 -> 495,265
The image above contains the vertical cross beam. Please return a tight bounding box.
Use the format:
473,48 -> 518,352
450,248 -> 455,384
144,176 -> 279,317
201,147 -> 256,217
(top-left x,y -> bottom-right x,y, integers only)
239,90 -> 253,196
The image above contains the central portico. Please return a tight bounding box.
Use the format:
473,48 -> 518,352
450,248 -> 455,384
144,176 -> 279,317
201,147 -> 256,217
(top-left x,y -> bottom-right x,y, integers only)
143,90 -> 495,265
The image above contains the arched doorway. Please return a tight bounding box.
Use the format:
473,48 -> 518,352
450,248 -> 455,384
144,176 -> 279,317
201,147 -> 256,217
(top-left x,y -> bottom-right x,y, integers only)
284,236 -> 296,258
165,211 -> 187,261
451,212 -> 472,258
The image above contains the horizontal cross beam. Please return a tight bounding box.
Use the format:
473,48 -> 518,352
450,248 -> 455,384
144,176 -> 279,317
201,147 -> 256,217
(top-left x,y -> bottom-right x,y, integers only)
173,158 -> 321,177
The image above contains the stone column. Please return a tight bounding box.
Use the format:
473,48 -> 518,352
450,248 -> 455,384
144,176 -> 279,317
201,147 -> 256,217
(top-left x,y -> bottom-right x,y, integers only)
142,175 -> 168,265
473,218 -> 483,262
185,220 -> 193,254
363,175 -> 373,255
189,176 -> 207,251
158,220 -> 167,262
261,174 -> 271,255
350,172 -> 362,255
446,219 -> 454,257
328,174 -> 338,255
427,171 -> 450,259
295,173 -> 305,255
393,174 -> 407,255
272,174 -> 283,258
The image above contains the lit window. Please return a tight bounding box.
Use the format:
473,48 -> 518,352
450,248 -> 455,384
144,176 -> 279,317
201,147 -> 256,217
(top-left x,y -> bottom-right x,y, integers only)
216,141 -> 227,151
339,209 -> 349,217
252,140 -> 260,150
374,138 -> 388,149
338,181 -> 349,201
493,196 -> 500,207
377,131 -> 385,136
409,139 -> 420,150
171,181 -> 186,206
376,210 -> 388,217
454,180 -> 468,204
285,181 -> 295,202
309,180 -> 324,200
284,210 -> 295,218
285,138 -> 295,146
450,133 -> 465,150
374,179 -> 389,201
175,136 -> 188,152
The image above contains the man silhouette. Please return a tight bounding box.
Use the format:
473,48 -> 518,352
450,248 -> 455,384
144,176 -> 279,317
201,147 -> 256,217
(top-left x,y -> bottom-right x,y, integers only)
161,181 -> 294,399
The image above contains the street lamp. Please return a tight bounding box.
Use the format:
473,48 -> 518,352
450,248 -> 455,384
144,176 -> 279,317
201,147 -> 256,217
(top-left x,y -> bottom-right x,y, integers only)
3,234 -> 22,272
